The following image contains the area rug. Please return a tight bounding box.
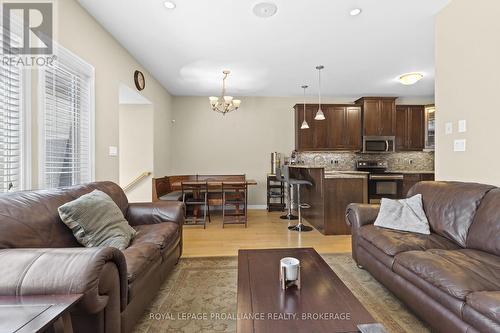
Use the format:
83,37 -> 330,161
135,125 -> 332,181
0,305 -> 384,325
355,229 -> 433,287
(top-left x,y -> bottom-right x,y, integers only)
133,254 -> 430,333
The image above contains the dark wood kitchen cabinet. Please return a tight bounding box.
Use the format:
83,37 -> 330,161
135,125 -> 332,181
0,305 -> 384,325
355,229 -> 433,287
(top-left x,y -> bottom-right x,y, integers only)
295,104 -> 316,150
355,97 -> 397,136
396,105 -> 425,151
294,104 -> 362,151
402,173 -> 435,197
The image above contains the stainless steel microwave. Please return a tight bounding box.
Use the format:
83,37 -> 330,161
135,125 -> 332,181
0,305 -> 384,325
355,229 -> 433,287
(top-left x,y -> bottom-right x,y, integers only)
362,136 -> 396,153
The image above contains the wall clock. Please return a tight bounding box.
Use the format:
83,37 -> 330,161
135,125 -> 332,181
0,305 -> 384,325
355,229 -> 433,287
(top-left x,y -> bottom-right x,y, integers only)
134,70 -> 145,91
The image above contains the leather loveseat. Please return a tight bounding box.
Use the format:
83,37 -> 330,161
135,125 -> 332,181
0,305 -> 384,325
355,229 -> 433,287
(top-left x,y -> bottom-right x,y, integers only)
346,181 -> 500,333
0,181 -> 184,333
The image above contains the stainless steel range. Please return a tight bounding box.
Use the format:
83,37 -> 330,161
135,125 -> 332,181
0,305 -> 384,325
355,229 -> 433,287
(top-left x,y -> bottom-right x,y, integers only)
356,160 -> 403,204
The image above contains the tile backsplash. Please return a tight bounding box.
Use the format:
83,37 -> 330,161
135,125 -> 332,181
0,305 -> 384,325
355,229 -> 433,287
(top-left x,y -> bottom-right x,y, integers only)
297,151 -> 434,172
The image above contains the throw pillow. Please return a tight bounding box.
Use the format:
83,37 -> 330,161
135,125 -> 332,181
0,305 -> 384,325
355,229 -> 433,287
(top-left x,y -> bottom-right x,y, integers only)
374,194 -> 430,235
58,190 -> 136,250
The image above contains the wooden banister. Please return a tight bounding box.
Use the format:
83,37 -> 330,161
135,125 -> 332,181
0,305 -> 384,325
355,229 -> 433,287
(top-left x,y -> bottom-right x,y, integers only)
123,171 -> 152,192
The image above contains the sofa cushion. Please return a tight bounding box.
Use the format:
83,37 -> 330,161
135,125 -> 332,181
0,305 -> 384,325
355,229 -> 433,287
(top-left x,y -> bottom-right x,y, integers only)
466,291 -> 500,324
58,190 -> 136,250
467,188 -> 500,256
0,181 -> 128,249
374,194 -> 430,235
359,225 -> 460,257
122,241 -> 160,283
395,249 -> 500,300
132,223 -> 180,252
408,181 -> 495,247
159,191 -> 182,201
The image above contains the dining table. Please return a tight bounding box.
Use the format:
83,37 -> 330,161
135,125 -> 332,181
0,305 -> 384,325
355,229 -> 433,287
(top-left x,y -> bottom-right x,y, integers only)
169,179 -> 258,191
170,179 -> 258,221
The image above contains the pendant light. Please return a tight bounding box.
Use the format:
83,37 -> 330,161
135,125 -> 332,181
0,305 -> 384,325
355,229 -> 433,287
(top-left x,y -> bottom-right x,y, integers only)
315,65 -> 326,120
300,85 -> 309,130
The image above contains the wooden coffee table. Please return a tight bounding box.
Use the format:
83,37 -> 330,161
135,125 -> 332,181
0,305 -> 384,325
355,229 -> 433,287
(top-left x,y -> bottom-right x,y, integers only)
237,248 -> 376,332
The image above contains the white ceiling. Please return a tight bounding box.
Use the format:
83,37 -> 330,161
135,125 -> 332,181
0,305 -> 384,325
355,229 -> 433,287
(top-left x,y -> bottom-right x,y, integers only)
78,0 -> 450,98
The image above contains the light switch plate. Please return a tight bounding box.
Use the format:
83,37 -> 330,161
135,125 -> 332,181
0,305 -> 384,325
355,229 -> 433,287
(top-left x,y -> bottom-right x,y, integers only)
445,122 -> 453,135
454,139 -> 466,152
458,120 -> 467,133
109,146 -> 118,156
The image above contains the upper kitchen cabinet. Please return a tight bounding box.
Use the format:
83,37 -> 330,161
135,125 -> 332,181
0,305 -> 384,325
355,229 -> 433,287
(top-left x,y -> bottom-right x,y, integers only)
396,105 -> 425,151
424,105 -> 436,150
295,104 -> 317,150
355,97 -> 397,136
294,104 -> 362,151
326,106 -> 362,150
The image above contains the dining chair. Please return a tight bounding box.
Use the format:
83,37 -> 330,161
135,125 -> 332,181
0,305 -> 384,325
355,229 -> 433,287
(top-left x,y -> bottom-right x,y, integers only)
181,181 -> 209,229
221,181 -> 248,228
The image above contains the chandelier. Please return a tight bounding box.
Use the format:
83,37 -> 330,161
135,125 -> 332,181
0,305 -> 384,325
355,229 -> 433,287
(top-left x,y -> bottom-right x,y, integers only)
209,70 -> 241,115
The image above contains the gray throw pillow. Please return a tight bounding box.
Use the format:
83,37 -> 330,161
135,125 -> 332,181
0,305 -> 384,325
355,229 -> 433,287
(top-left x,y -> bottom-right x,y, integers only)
374,194 -> 430,235
58,190 -> 136,250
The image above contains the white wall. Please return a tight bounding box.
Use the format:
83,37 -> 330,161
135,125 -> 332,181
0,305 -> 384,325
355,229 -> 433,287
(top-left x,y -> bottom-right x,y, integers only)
435,0 -> 500,185
119,104 -> 154,202
171,96 -> 434,205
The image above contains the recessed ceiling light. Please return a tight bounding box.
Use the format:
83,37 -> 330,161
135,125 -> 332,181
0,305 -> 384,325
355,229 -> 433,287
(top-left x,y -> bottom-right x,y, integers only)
350,8 -> 362,16
253,2 -> 278,18
399,72 -> 424,85
164,1 -> 176,9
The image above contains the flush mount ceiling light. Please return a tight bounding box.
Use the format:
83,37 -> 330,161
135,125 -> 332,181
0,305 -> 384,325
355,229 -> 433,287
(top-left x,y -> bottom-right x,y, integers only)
399,72 -> 424,85
350,8 -> 362,16
300,85 -> 310,130
315,65 -> 326,120
253,2 -> 278,18
208,70 -> 241,115
164,1 -> 176,9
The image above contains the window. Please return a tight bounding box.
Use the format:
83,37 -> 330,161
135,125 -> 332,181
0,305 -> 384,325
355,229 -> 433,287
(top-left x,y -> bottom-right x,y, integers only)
39,46 -> 94,189
0,17 -> 28,192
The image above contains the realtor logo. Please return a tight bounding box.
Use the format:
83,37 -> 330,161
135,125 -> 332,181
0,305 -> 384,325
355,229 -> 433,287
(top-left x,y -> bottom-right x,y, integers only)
2,2 -> 53,55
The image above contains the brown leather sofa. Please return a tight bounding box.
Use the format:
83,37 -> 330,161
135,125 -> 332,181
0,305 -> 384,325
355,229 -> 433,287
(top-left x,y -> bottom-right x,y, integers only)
346,181 -> 500,333
0,181 -> 184,333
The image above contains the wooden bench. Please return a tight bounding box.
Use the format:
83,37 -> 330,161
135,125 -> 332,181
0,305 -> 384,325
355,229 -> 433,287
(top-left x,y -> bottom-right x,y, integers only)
152,174 -> 249,205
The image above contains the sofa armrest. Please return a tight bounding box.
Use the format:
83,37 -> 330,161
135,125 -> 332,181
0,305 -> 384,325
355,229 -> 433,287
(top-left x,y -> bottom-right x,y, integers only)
126,201 -> 184,226
0,247 -> 127,313
345,203 -> 380,230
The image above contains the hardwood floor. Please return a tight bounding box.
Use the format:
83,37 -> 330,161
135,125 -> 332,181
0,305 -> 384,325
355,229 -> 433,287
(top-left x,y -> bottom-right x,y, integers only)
182,210 -> 352,257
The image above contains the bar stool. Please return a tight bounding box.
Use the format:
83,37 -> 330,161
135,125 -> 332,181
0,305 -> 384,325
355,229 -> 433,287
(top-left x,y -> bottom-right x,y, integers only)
282,166 -> 313,232
277,166 -> 298,220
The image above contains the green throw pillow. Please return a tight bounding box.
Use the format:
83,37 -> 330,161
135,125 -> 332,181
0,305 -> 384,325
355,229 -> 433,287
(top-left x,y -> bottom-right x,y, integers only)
58,189 -> 136,250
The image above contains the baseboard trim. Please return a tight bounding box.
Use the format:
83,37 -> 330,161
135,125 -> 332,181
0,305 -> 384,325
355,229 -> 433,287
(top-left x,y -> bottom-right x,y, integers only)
205,205 -> 267,211
248,205 -> 267,210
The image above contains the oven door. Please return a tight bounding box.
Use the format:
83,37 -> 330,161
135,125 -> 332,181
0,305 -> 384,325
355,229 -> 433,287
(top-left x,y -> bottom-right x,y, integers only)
363,136 -> 396,153
368,174 -> 403,203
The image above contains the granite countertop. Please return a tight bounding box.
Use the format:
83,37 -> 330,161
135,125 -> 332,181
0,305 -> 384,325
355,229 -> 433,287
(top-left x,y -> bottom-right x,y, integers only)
324,171 -> 369,179
287,165 -> 434,175
325,170 -> 370,175
288,165 -> 324,169
388,170 -> 435,174
324,174 -> 368,179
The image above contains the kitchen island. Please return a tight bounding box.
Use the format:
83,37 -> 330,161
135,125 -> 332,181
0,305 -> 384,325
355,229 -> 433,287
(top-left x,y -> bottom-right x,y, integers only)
289,166 -> 368,235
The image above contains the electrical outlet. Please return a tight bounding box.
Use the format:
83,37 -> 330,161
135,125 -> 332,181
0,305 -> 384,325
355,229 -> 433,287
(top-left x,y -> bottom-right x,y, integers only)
454,139 -> 466,152
458,120 -> 467,133
445,122 -> 453,135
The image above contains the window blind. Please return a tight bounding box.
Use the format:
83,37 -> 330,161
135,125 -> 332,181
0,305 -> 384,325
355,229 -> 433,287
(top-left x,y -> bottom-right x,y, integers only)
40,47 -> 94,189
0,20 -> 23,192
